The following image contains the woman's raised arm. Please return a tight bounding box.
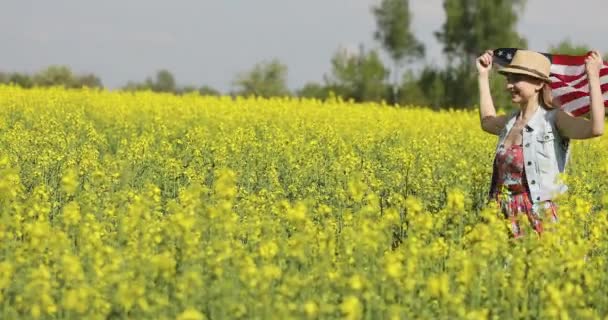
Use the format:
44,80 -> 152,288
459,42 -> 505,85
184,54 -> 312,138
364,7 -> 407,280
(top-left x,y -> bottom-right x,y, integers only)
477,50 -> 507,135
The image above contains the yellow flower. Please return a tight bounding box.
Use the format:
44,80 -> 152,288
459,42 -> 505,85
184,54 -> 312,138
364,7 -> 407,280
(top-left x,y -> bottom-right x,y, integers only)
304,301 -> 318,319
61,167 -> 79,195
340,295 -> 362,320
384,252 -> 403,279
259,241 -> 279,259
286,201 -> 308,223
62,287 -> 89,314
0,261 -> 14,302
349,274 -> 364,291
261,264 -> 282,281
177,308 -> 206,320
62,201 -> 81,226
426,273 -> 449,299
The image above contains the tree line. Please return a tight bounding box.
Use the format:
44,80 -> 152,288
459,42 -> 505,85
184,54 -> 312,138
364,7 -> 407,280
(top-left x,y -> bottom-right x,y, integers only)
1,0 -> 605,109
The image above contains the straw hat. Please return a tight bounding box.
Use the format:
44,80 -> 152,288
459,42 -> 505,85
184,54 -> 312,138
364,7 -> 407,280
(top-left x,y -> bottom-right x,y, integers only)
498,50 -> 551,83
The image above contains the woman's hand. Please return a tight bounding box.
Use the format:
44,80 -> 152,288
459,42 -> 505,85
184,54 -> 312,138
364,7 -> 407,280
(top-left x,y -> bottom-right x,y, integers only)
585,50 -> 603,78
476,50 -> 494,75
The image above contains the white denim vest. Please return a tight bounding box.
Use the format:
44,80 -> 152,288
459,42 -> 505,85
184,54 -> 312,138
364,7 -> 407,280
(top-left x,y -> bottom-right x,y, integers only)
490,106 -> 570,203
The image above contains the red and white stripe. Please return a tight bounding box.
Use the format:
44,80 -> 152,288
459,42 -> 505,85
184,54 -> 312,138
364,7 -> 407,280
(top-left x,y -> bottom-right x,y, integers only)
549,54 -> 608,117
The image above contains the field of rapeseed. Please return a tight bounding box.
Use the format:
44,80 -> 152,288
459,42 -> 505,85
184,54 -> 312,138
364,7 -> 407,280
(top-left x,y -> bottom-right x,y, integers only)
1,85 -> 608,319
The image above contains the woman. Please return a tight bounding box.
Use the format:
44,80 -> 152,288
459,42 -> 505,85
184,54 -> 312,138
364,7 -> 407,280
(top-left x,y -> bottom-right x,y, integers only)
476,49 -> 604,237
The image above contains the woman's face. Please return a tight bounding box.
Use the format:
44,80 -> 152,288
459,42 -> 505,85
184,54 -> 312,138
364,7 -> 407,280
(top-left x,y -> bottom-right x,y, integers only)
505,73 -> 543,105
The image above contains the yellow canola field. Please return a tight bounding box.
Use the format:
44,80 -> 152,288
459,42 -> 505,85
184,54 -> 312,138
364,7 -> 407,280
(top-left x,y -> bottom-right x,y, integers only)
0,86 -> 608,319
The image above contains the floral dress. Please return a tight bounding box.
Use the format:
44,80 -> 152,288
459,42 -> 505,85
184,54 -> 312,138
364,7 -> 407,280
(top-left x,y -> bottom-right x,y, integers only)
491,143 -> 558,238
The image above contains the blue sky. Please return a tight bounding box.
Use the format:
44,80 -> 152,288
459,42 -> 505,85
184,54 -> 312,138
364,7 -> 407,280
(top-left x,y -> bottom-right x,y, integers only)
1,0 -> 606,92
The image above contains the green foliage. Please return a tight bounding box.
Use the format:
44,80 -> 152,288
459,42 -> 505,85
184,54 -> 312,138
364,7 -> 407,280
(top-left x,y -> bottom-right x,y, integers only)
122,81 -> 148,92
326,46 -> 389,102
372,0 -> 424,64
398,71 -> 432,107
73,74 -> 103,89
179,85 -> 221,96
233,59 -> 290,98
382,1 -> 529,109
123,69 -> 177,93
424,0 -> 528,108
398,66 -> 512,110
178,85 -> 198,94
372,0 -> 424,103
152,69 -> 177,93
296,82 -> 330,100
1,73 -> 34,88
0,66 -> 103,89
549,39 -> 608,61
197,85 -> 221,96
435,0 -> 527,65
33,65 -> 75,87
549,39 -> 591,56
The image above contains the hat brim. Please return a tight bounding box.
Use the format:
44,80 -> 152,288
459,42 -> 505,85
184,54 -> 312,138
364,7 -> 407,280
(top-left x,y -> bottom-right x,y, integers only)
498,67 -> 551,83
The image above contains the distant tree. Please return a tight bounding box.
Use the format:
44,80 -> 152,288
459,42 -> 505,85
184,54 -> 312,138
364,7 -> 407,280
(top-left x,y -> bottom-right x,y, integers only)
432,0 -> 527,108
296,82 -> 330,100
122,81 -> 149,91
325,46 -> 389,102
177,85 -> 196,94
399,69 -> 437,108
75,73 -> 103,88
8,73 -> 34,88
416,67 -> 447,109
177,85 -> 220,96
549,39 -> 590,56
33,65 -> 75,87
121,69 -> 177,93
372,0 -> 424,102
1,68 -> 101,89
548,39 -> 608,61
151,69 -> 176,93
436,0 -> 527,66
198,85 -> 220,96
233,59 -> 290,98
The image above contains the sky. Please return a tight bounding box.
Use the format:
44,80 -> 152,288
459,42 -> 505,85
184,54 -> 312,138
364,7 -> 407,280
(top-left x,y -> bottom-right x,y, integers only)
1,0 -> 607,92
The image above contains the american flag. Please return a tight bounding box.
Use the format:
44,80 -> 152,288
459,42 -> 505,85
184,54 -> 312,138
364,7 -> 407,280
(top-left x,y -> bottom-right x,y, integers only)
493,48 -> 608,117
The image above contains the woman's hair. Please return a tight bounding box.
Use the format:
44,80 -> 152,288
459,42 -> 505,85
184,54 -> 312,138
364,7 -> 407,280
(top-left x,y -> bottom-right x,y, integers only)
539,82 -> 557,109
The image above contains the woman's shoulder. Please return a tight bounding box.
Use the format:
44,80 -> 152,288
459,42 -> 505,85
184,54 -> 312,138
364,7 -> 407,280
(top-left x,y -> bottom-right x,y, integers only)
540,106 -> 561,124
